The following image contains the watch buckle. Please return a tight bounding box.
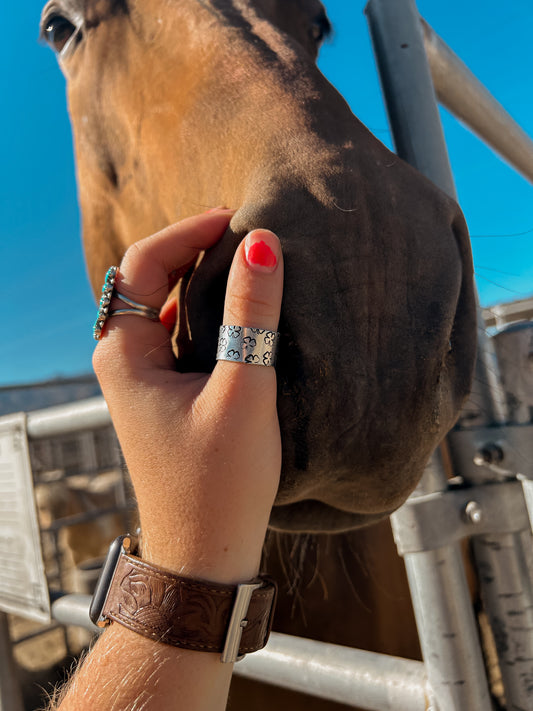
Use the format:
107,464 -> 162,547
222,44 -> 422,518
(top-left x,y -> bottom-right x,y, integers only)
221,581 -> 262,663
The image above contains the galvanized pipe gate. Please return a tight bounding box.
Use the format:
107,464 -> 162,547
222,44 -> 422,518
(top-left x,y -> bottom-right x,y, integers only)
366,1 -> 533,709
2,0 -> 533,709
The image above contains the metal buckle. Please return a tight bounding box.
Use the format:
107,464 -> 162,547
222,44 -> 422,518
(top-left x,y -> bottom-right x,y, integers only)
220,581 -> 263,663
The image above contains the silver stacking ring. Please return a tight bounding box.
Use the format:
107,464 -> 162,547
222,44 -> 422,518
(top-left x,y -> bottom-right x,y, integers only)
93,266 -> 160,340
216,325 -> 280,367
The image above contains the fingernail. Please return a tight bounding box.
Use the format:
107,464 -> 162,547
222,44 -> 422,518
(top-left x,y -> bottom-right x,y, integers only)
245,231 -> 278,273
204,206 -> 235,214
159,297 -> 178,333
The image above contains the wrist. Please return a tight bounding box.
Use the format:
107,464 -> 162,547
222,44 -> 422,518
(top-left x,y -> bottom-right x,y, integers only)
138,515 -> 270,585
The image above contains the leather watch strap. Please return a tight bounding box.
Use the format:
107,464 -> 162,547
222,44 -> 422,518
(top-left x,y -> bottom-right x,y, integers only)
100,552 -> 277,656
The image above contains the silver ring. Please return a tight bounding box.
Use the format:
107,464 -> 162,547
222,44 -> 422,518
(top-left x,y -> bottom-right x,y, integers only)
93,266 -> 160,340
114,291 -> 160,319
109,308 -> 161,321
216,325 -> 280,367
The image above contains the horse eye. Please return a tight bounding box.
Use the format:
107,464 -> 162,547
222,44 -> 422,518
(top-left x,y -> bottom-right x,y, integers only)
311,13 -> 332,46
311,22 -> 324,43
43,15 -> 78,53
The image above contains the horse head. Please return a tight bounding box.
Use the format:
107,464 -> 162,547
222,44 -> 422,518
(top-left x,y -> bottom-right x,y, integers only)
41,0 -> 477,532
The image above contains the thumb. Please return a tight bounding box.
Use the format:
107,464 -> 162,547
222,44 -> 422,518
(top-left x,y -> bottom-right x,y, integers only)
206,229 -> 284,398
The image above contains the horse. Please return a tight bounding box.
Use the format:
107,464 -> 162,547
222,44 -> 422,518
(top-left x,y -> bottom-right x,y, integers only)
40,1 -> 477,708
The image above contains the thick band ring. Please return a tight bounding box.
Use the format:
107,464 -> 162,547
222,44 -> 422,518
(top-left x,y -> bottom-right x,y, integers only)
93,266 -> 160,340
216,325 -> 280,367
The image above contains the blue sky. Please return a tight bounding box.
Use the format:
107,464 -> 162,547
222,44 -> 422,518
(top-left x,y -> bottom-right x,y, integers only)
2,0 -> 532,386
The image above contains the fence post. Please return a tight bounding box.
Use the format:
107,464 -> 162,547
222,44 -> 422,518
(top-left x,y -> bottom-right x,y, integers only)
476,323 -> 533,703
365,0 -> 493,708
390,454 -> 491,711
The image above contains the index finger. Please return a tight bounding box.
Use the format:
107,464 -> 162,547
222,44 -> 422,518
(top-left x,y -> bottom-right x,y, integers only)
94,210 -> 234,370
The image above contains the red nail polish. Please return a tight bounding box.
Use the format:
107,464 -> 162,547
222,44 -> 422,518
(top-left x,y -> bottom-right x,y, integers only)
159,297 -> 178,332
246,240 -> 277,271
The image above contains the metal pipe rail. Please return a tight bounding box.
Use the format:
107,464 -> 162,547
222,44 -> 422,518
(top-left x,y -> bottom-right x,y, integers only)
422,20 -> 533,185
26,396 -> 110,439
237,633 -> 431,711
482,296 -> 533,329
50,593 -> 431,711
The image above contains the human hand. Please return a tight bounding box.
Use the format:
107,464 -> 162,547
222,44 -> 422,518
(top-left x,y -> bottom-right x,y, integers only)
92,210 -> 284,584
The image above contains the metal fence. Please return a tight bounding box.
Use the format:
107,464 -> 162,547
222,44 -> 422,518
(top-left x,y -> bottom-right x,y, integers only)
2,0 -> 533,709
366,1 -> 533,709
0,401 -> 135,711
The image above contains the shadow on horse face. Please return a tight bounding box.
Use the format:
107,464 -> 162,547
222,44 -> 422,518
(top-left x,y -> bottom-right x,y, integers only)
41,0 -> 477,532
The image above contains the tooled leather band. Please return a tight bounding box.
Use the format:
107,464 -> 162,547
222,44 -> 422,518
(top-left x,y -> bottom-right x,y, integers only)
100,553 -> 277,654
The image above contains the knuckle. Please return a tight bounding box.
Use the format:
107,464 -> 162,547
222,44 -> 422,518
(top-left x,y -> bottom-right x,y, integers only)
91,343 -> 108,376
122,240 -> 145,268
92,341 -> 118,380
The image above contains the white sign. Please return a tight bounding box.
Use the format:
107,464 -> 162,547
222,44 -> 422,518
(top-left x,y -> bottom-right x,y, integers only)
0,413 -> 50,622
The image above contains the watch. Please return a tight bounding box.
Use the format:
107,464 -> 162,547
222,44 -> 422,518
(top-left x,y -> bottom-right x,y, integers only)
90,534 -> 277,663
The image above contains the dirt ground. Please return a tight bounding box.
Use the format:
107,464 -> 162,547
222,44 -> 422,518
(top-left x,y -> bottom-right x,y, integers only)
9,615 -> 92,711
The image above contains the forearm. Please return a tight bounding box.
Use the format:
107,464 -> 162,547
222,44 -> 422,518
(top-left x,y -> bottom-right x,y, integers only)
54,624 -> 234,711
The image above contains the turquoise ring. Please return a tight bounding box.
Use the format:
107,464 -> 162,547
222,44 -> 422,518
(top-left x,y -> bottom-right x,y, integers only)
93,266 -> 119,340
93,266 -> 160,340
